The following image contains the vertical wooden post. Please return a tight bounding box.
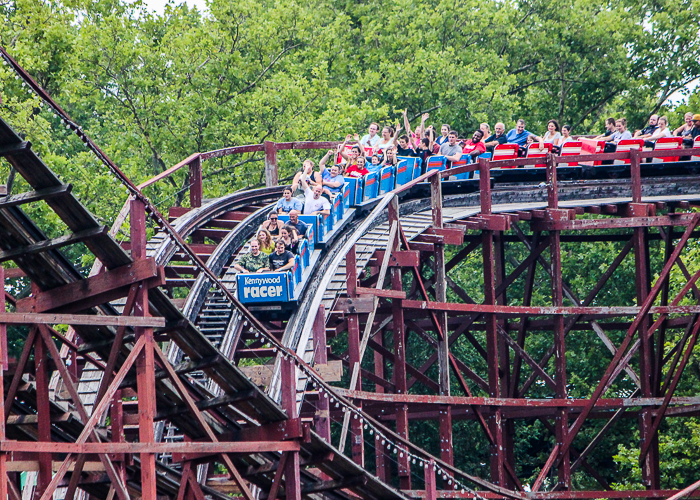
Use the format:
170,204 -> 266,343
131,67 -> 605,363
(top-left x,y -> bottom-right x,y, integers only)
131,197 -> 157,500
389,199 -> 410,486
281,357 -> 301,500
0,266 -> 7,500
345,246 -> 365,466
189,155 -> 203,209
430,175 -> 453,466
312,305 -> 331,443
635,223 -> 660,489
374,333 -> 387,481
111,390 -> 127,484
264,141 -> 279,187
481,156 -> 505,484
630,148 -> 642,203
546,153 -> 558,209
425,460 -> 437,500
550,229 -> 570,488
34,326 -> 52,497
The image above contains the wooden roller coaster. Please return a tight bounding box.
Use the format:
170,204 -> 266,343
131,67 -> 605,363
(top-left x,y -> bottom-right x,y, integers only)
3,46 -> 700,500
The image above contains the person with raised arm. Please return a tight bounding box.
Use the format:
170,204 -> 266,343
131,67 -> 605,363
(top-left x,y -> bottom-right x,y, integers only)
233,239 -> 269,273
415,128 -> 436,171
382,146 -> 400,167
291,159 -> 321,199
299,170 -> 331,215
403,110 -> 430,149
259,240 -> 296,273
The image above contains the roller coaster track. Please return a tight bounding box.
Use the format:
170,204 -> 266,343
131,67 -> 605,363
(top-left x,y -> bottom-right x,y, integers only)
5,113 -> 700,500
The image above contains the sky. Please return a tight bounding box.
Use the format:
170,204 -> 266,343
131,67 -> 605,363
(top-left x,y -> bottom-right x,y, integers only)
139,0 -> 208,14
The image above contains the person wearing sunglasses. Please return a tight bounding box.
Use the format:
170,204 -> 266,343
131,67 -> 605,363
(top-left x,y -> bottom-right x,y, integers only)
261,211 -> 284,236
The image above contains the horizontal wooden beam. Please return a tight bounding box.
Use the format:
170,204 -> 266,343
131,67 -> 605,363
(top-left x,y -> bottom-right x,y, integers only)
0,184 -> 71,209
401,299 -> 700,316
16,258 -> 163,314
0,440 -> 300,454
336,389 -> 700,409
532,213 -> 697,231
0,225 -> 107,264
355,287 -> 406,299
0,140 -> 30,157
0,312 -> 165,327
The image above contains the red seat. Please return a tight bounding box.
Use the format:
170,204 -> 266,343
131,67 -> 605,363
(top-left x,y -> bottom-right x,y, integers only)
652,137 -> 683,163
692,136 -> 700,161
526,143 -> 552,168
492,144 -> 519,168
558,141 -> 583,167
579,138 -> 606,165
614,139 -> 645,165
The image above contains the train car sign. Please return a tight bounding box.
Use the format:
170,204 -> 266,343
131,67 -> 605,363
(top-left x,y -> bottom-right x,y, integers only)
238,273 -> 289,303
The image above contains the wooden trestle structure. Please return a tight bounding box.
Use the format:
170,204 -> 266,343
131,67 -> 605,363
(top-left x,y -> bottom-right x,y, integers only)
3,46 -> 700,500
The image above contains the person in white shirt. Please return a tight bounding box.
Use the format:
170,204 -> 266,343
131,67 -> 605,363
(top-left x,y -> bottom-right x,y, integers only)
645,116 -> 673,148
299,173 -> 331,215
360,123 -> 380,149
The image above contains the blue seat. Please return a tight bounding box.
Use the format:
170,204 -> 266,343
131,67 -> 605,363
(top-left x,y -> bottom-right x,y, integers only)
379,165 -> 395,195
395,159 -> 412,186
425,155 -> 446,173
363,171 -> 379,201
298,239 -> 309,269
452,154 -> 472,180
279,214 -> 321,246
342,179 -> 355,210
412,157 -> 423,179
332,191 -> 343,224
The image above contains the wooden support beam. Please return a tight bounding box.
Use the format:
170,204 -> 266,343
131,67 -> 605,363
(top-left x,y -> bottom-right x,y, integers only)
0,184 -> 71,209
16,258 -> 164,314
0,312 -> 165,328
0,226 -> 108,264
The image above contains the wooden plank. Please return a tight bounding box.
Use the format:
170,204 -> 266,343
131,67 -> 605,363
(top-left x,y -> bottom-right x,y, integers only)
0,184 -> 71,209
0,441 -> 301,454
4,461 -> 106,472
0,312 -> 165,327
137,153 -> 200,190
240,361 -> 341,385
16,258 -> 161,314
0,226 -> 108,263
355,287 -> 407,299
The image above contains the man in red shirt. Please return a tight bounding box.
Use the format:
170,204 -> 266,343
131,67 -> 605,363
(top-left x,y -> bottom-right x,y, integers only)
462,129 -> 486,159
